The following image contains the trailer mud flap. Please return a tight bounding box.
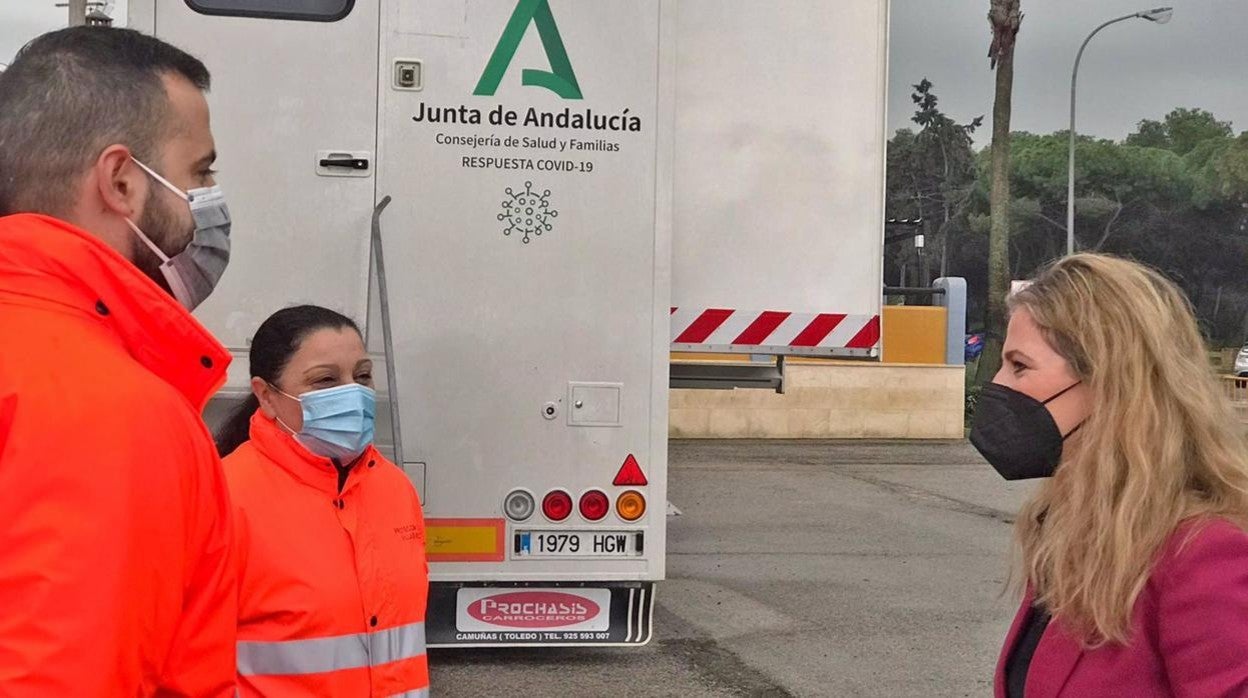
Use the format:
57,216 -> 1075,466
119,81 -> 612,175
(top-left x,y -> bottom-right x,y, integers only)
426,582 -> 655,647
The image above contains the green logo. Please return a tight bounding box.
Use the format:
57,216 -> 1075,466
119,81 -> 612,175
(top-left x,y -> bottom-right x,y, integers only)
474,0 -> 582,100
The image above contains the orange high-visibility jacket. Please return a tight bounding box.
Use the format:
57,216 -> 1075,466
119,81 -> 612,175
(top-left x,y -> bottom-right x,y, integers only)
223,411 -> 429,697
0,214 -> 237,695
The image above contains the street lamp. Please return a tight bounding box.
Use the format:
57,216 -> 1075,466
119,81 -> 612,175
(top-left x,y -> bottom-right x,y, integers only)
1066,6 -> 1173,256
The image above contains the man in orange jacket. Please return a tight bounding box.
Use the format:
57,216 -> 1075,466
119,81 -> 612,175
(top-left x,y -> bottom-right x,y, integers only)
0,27 -> 237,695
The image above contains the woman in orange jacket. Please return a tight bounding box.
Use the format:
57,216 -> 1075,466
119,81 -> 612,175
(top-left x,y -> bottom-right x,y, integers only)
215,305 -> 429,697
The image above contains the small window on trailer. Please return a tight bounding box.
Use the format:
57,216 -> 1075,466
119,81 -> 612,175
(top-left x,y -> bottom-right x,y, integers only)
185,0 -> 354,22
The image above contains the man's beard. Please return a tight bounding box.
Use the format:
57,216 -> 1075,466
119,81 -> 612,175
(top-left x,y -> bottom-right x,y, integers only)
131,188 -> 193,296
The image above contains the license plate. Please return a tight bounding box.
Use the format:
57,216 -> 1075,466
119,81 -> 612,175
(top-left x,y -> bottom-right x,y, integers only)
514,530 -> 642,558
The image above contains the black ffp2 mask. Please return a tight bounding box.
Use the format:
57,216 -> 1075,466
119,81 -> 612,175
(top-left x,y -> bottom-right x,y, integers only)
970,382 -> 1082,480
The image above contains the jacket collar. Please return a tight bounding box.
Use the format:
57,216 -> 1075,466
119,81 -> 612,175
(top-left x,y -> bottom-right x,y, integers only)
0,214 -> 229,409
997,589 -> 1085,698
248,410 -> 379,495
996,592 -> 1030,697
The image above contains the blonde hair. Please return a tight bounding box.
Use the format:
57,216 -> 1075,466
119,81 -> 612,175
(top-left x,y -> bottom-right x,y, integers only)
1009,253 -> 1248,646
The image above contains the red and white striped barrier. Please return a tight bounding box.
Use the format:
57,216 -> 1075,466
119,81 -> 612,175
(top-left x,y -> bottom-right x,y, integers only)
670,307 -> 880,353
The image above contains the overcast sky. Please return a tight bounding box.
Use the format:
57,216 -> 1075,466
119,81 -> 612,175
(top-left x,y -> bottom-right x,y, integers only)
2,1 -> 128,67
889,0 -> 1248,142
2,0 -> 1245,143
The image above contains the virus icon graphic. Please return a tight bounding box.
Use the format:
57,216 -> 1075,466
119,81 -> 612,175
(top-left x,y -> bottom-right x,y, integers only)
498,181 -> 558,244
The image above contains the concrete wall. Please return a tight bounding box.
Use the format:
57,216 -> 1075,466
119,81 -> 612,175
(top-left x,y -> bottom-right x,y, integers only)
670,362 -> 966,439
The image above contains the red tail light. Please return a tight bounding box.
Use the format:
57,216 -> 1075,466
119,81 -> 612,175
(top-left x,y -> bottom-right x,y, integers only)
579,490 -> 610,521
542,490 -> 573,522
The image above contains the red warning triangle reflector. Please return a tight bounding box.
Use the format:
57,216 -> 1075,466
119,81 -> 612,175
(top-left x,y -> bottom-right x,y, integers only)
613,454 -> 648,486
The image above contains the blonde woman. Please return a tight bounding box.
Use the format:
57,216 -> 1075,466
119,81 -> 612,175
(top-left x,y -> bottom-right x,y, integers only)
969,254 -> 1248,697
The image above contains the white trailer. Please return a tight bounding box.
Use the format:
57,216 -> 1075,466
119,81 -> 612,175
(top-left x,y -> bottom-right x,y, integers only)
671,0 -> 887,368
131,0 -> 887,647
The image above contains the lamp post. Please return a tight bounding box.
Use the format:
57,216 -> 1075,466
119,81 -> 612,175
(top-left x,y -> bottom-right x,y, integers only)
68,0 -> 88,26
1067,6 -> 1173,256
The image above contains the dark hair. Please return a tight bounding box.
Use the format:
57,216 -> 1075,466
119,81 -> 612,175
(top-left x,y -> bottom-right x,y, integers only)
0,26 -> 211,216
215,305 -> 361,458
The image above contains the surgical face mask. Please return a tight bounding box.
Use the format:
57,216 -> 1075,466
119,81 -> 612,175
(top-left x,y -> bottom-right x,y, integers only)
125,157 -> 231,311
970,382 -> 1083,481
273,382 -> 377,463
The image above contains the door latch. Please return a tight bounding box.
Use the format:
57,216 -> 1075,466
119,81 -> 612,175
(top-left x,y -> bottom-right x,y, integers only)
315,150 -> 372,178
319,157 -> 369,171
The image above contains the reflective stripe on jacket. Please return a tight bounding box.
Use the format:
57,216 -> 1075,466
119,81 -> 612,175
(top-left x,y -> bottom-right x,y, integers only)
224,411 -> 429,697
0,213 -> 236,695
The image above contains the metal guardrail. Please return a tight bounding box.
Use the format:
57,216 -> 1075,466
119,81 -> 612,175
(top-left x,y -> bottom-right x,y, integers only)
882,286 -> 946,297
1222,375 -> 1248,403
670,357 -> 786,393
883,286 -> 947,308
1221,376 -> 1248,426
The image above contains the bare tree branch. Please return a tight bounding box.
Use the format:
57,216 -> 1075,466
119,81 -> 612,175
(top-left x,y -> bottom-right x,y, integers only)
1094,196 -> 1127,251
1031,210 -> 1067,234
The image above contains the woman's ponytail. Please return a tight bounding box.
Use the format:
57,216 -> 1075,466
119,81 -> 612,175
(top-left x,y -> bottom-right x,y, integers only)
215,394 -> 260,458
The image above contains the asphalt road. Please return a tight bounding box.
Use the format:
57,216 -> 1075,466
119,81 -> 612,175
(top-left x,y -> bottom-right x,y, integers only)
430,440 -> 1036,697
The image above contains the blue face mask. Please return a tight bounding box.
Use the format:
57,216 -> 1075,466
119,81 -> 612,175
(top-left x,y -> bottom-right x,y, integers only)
273,383 -> 376,463
127,157 -> 232,312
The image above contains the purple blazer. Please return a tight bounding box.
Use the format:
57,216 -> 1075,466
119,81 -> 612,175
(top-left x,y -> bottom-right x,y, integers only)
995,519 -> 1248,698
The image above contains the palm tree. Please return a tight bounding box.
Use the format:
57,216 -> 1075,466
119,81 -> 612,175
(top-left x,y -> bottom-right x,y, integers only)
979,0 -> 1022,383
